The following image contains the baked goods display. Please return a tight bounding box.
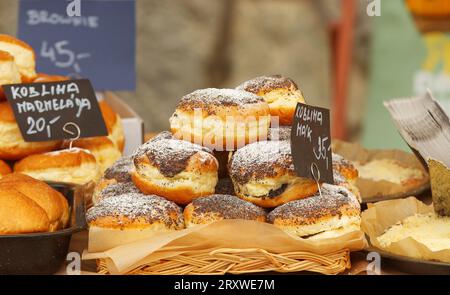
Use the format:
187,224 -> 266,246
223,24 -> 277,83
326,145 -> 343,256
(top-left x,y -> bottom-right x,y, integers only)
228,140 -> 317,208
131,138 -> 219,205
14,148 -> 101,185
169,88 -> 271,150
0,173 -> 69,234
0,35 -> 126,183
236,75 -> 306,126
268,184 -> 361,240
184,194 -> 267,227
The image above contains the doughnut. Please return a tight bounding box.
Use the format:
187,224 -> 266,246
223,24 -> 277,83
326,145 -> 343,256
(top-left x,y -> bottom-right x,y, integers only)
229,140 -> 317,208
14,148 -> 101,185
0,159 -> 11,178
86,193 -> 184,249
33,73 -> 68,83
332,153 -> 360,200
0,173 -> 69,231
0,188 -> 49,234
0,50 -> 21,101
66,136 -> 121,173
170,88 -> 270,151
132,138 -> 219,205
268,126 -> 291,141
99,100 -> 125,152
94,156 -> 134,201
0,35 -> 36,82
0,102 -> 61,160
214,177 -> 236,195
184,194 -> 267,227
236,75 -> 306,126
93,181 -> 140,205
268,184 -> 361,239
332,153 -> 358,183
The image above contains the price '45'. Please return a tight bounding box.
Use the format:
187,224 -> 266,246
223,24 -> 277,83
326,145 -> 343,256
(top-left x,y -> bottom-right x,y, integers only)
40,40 -> 91,74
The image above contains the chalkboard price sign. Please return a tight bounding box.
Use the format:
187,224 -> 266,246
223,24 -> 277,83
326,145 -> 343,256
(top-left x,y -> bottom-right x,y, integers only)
290,103 -> 334,184
3,79 -> 108,142
18,0 -> 136,91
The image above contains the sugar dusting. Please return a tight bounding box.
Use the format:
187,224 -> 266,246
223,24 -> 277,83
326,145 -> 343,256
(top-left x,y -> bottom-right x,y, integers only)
267,183 -> 360,223
178,88 -> 264,109
191,194 -> 266,220
229,141 -> 293,184
86,193 -> 184,228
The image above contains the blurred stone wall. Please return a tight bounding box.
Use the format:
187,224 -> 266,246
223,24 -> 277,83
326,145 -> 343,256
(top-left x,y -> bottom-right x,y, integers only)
0,0 -> 371,140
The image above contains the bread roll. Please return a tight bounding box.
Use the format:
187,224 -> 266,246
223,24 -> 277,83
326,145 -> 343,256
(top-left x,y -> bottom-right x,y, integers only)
14,148 -> 100,185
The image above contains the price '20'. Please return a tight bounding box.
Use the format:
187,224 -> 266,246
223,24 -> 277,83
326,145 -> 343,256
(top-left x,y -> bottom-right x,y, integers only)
27,116 -> 61,138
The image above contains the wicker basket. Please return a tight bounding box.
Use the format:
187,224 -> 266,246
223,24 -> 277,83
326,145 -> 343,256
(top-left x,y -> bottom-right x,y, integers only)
96,248 -> 350,275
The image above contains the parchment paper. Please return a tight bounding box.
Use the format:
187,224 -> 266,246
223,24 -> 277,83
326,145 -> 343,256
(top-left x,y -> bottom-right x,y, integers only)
83,220 -> 366,274
332,140 -> 430,202
361,197 -> 450,263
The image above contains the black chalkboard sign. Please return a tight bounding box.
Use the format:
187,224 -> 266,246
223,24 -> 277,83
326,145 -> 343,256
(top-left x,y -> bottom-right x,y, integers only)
3,79 -> 107,142
290,103 -> 334,184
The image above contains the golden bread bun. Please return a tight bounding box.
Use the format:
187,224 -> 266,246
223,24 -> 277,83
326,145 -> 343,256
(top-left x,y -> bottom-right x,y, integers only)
0,159 -> 12,178
0,188 -> 50,234
184,194 -> 266,227
0,35 -> 36,82
170,88 -> 270,150
14,148 -> 100,185
229,141 -> 317,208
65,136 -> 121,173
0,102 -> 61,160
99,101 -> 125,152
132,138 -> 218,205
0,50 -> 21,101
87,193 -> 185,230
268,184 -> 361,239
0,173 -> 69,231
236,75 -> 305,126
33,73 -> 68,83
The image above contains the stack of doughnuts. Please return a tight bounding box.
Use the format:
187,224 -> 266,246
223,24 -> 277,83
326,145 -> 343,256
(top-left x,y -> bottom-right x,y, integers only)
0,173 -> 69,234
0,35 -> 126,184
87,75 -> 362,242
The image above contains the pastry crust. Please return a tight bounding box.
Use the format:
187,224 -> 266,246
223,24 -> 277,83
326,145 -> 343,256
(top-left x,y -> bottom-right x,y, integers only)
236,75 -> 306,126
268,184 -> 361,239
14,148 -> 100,185
229,140 -> 317,208
170,88 -> 270,150
132,138 -> 218,205
184,194 -> 266,227
0,34 -> 36,82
